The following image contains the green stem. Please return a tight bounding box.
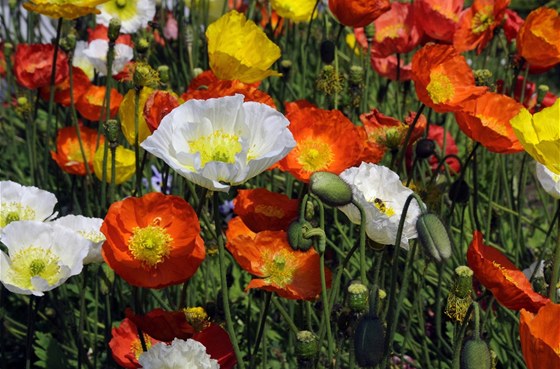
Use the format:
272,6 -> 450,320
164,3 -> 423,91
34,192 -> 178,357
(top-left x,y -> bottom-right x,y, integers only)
250,292 -> 272,368
549,200 -> 560,302
25,297 -> 36,369
351,199 -> 368,283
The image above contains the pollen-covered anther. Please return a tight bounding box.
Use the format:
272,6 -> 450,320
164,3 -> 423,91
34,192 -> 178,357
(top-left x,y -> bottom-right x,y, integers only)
128,225 -> 173,268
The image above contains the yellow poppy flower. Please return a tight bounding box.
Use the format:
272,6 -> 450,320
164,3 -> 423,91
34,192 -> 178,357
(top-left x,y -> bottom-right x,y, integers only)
23,0 -> 108,19
206,10 -> 281,84
510,99 -> 560,174
93,145 -> 136,184
271,0 -> 316,22
119,87 -> 154,146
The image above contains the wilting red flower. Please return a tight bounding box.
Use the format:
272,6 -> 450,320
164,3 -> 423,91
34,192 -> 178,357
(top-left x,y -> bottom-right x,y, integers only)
371,54 -> 413,81
75,85 -> 122,121
126,308 -> 194,342
276,107 -> 365,182
406,124 -> 460,173
466,231 -> 550,313
503,8 -> 524,42
226,216 -> 330,300
109,318 -> 161,369
233,188 -> 299,232
51,124 -> 103,176
519,301 -> 560,369
454,92 -> 524,153
370,2 -> 422,58
453,0 -> 510,54
517,7 -> 560,70
328,0 -> 390,28
14,43 -> 68,90
411,44 -> 487,113
413,0 -> 463,43
144,90 -> 181,132
193,324 -> 237,369
101,192 -> 206,288
39,67 -> 91,107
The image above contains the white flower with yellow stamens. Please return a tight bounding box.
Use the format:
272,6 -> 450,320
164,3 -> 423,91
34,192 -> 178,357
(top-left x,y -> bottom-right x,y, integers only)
53,215 -> 105,264
0,181 -> 57,230
0,221 -> 90,296
141,94 -> 296,192
338,162 -> 422,249
96,0 -> 156,34
138,338 -> 218,369
535,162 -> 560,199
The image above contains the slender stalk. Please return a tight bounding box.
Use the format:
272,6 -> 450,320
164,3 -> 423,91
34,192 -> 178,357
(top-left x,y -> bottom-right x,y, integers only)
549,200 -> 560,302
250,292 -> 272,368
25,297 -> 36,369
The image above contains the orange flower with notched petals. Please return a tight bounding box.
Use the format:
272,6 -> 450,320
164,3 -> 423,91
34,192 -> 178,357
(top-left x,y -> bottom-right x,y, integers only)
466,230 -> 549,313
233,188 -> 299,233
14,43 -> 68,90
276,107 -> 364,182
109,318 -> 161,369
411,44 -> 487,113
39,67 -> 91,107
101,192 -> 205,289
413,0 -> 463,43
226,216 -> 330,300
51,125 -> 103,176
144,90 -> 181,133
517,7 -> 560,70
328,0 -> 390,28
454,92 -> 524,153
75,85 -> 122,122
519,301 -> 560,369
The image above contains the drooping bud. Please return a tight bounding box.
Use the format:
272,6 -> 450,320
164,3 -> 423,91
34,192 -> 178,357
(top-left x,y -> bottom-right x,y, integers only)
287,220 -> 314,251
347,281 -> 369,313
416,213 -> 452,263
460,338 -> 492,369
445,266 -> 473,322
304,200 -> 315,221
353,313 -> 385,367
449,179 -> 470,204
309,172 -> 353,207
320,40 -> 335,64
415,138 -> 436,159
108,18 -> 122,43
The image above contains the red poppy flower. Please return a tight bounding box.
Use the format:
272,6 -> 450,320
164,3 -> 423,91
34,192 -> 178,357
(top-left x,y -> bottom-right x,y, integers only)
75,85 -> 123,122
276,107 -> 365,182
454,92 -> 524,153
144,90 -> 181,133
226,216 -> 330,300
39,67 -> 91,107
125,308 -> 194,342
503,8 -> 524,42
101,192 -> 206,288
193,324 -> 237,369
328,0 -> 390,27
371,54 -> 413,81
14,43 -> 68,90
233,188 -> 299,232
466,231 -> 550,313
109,318 -> 161,369
519,301 -> 560,369
413,0 -> 463,43
496,76 -> 558,113
411,44 -> 487,113
51,124 -> 103,176
517,7 -> 560,70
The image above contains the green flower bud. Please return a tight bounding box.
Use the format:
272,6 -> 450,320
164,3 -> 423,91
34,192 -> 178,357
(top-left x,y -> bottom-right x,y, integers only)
309,172 -> 353,207
348,281 -> 369,313
349,65 -> 364,86
104,119 -> 121,147
136,38 -> 150,54
108,18 -> 122,42
320,40 -> 335,64
296,330 -> 318,359
354,313 -> 385,367
287,220 -> 313,251
416,213 -> 452,263
3,42 -> 14,57
460,338 -> 492,369
60,33 -> 77,53
473,69 -> 493,88
304,200 -> 315,221
133,63 -> 159,88
158,65 -> 170,84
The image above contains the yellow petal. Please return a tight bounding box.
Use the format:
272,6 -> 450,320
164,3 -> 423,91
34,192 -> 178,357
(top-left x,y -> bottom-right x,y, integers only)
119,87 -> 154,146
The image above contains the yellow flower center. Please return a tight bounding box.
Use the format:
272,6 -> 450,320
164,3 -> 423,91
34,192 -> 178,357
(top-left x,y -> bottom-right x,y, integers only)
297,139 -> 334,173
375,23 -> 405,42
471,7 -> 494,34
262,249 -> 296,288
369,197 -> 395,217
128,219 -> 173,268
77,230 -> 106,243
0,202 -> 36,228
103,0 -> 138,21
427,70 -> 455,104
7,246 -> 61,290
189,130 -> 242,167
184,306 -> 210,332
255,204 -> 285,219
130,335 -> 153,359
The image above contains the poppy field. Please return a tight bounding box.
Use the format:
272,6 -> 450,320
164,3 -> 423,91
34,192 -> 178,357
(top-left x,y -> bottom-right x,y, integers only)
1,0 -> 560,368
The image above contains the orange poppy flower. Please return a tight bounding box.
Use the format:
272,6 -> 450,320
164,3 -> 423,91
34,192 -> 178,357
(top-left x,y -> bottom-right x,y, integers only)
109,318 -> 161,369
14,43 -> 68,90
413,0 -> 463,43
144,90 -> 181,133
125,308 -> 194,342
519,301 -> 560,369
39,67 -> 91,107
328,0 -> 390,28
233,188 -> 299,232
276,107 -> 364,182
453,0 -> 510,54
259,5 -> 284,36
51,124 -> 103,176
75,85 -> 122,122
371,54 -> 413,81
101,192 -> 205,289
454,92 -> 524,153
466,231 -> 550,313
225,216 -> 330,300
411,44 -> 487,113
517,7 -> 560,70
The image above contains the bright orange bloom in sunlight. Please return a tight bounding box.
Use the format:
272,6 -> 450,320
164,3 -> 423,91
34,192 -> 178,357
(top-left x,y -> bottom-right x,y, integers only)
413,0 -> 463,43
519,302 -> 560,369
14,44 -> 68,90
226,216 -> 330,300
109,318 -> 160,369
517,7 -> 560,69
454,92 -> 524,153
101,192 -> 205,289
75,85 -> 122,122
39,67 -> 91,107
453,0 -> 510,54
328,0 -> 390,27
125,308 -> 194,342
144,90 -> 181,133
466,231 -> 549,313
233,188 -> 299,232
411,44 -> 487,113
51,125 -> 103,176
276,107 -> 364,182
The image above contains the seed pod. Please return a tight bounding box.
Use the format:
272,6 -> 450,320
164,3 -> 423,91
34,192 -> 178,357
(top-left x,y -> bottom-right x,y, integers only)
415,138 -> 436,159
320,40 -> 336,64
460,338 -> 492,369
287,220 -> 313,251
416,213 -> 452,263
296,330 -> 319,359
309,172 -> 353,207
449,179 -> 470,204
347,282 -> 369,313
354,313 -> 385,367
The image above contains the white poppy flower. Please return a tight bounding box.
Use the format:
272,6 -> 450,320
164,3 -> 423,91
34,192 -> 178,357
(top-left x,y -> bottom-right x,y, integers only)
73,41 -> 95,81
53,215 -> 105,264
535,162 -> 560,199
339,162 -> 422,249
141,94 -> 296,192
83,39 -> 134,77
0,221 -> 90,296
138,338 -> 219,369
96,0 -> 156,34
0,181 -> 57,230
